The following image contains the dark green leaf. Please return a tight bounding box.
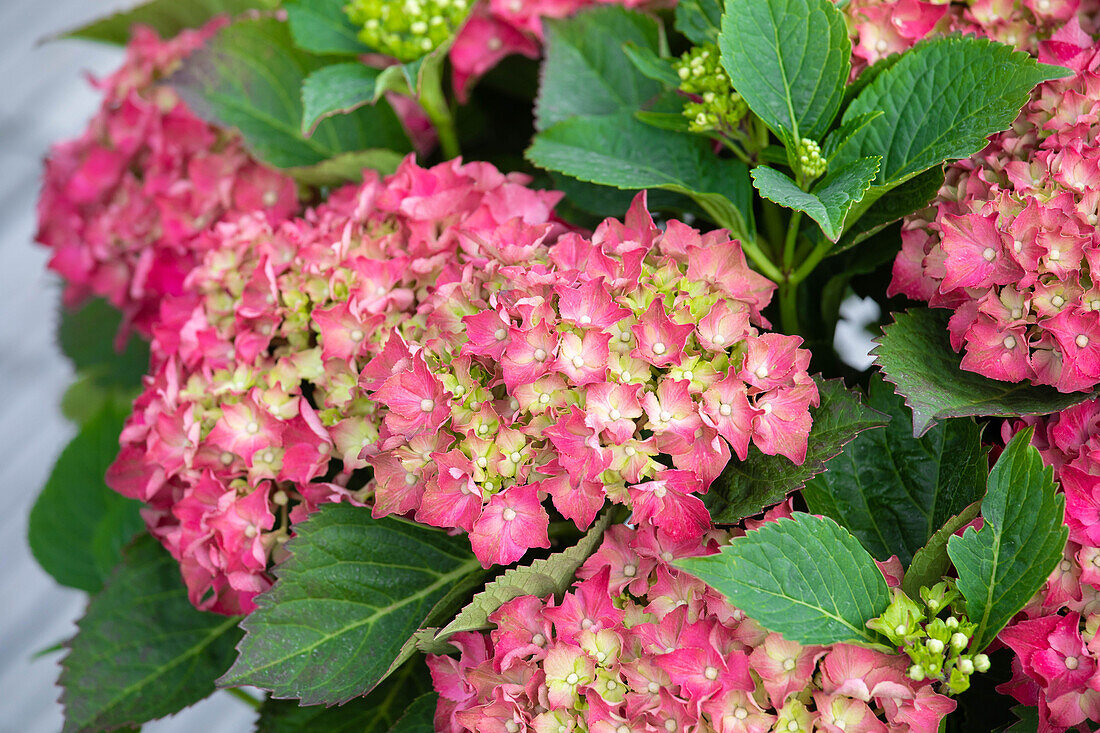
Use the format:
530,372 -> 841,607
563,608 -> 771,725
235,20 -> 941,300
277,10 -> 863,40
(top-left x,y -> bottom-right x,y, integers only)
1005,705 -> 1040,733
872,308 -> 1093,436
719,0 -> 850,141
834,36 -> 1069,191
255,658 -> 431,732
171,17 -> 411,169
527,112 -> 754,239
704,378 -> 887,523
60,536 -> 243,732
535,7 -> 665,131
901,500 -> 982,597
622,42 -> 679,87
301,63 -> 381,134
676,513 -> 891,646
832,165 -> 945,254
803,374 -> 988,564
822,111 -> 883,161
220,505 -> 483,705
635,110 -> 693,133
674,0 -> 723,45
437,511 -> 612,640
29,404 -> 144,593
949,430 -> 1068,650
55,0 -> 279,45
388,692 -> 438,733
286,0 -> 371,56
750,156 -> 880,241
58,298 -> 149,390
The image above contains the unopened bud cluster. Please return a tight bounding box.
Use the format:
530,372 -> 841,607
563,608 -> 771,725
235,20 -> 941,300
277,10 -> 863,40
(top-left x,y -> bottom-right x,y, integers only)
867,582 -> 989,695
797,137 -> 827,179
674,43 -> 747,134
346,0 -> 470,61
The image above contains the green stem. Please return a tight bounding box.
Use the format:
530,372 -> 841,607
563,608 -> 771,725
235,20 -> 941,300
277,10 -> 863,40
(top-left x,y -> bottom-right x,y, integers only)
226,688 -> 262,710
740,237 -> 783,283
779,282 -> 800,336
761,201 -> 786,261
783,211 -> 802,273
418,61 -> 460,160
718,136 -> 752,165
790,238 -> 833,286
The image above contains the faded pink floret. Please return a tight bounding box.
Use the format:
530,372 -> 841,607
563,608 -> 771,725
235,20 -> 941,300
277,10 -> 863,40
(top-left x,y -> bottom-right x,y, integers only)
886,30 -> 1100,393
36,20 -> 299,335
427,523 -> 953,732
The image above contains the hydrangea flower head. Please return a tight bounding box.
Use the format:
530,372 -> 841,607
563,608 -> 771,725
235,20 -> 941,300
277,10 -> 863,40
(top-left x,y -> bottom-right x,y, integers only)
428,518 -> 956,732
36,20 -> 299,334
365,192 -> 819,567
890,30 -> 1100,392
106,156 -> 564,613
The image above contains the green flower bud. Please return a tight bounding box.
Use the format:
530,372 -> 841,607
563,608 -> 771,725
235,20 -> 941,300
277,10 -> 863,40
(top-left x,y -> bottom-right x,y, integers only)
908,664 -> 926,682
346,0 -> 470,62
950,632 -> 969,652
920,581 -> 960,615
926,638 -> 945,655
796,138 -> 826,179
674,44 -> 747,134
957,657 -> 975,675
974,654 -> 991,673
867,588 -> 926,646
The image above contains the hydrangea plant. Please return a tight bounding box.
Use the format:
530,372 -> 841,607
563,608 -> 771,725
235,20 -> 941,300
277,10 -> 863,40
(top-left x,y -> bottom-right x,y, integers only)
25,0 -> 1100,731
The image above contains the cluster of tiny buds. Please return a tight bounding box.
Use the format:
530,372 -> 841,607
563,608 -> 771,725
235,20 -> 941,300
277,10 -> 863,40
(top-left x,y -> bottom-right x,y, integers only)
346,0 -> 470,61
674,43 -> 748,134
797,138 -> 827,179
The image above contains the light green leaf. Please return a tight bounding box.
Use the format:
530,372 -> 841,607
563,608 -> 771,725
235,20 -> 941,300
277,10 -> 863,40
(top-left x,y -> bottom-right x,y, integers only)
674,0 -> 723,45
219,505 -> 483,705
719,0 -> 850,141
527,112 -> 754,239
59,536 -> 243,732
872,308 -> 1092,436
254,658 -> 431,732
803,374 -> 988,565
676,513 -> 891,646
704,378 -> 887,524
750,156 -> 880,241
635,110 -> 693,133
948,429 -> 1068,650
54,0 -> 279,45
437,512 -> 613,640
622,42 -> 679,87
535,7 -> 665,131
171,17 -> 411,169
834,36 -> 1069,193
29,405 -> 145,593
285,148 -> 404,186
301,63 -> 381,134
821,111 -> 883,161
286,0 -> 371,56
902,500 -> 983,597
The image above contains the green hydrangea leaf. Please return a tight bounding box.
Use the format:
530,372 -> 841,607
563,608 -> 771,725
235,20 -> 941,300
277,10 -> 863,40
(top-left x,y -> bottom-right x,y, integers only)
28,404 -> 145,593
674,0 -> 723,46
622,42 -> 678,87
59,536 -> 243,732
58,298 -> 149,391
220,505 -> 483,705
803,374 -> 989,565
535,7 -> 665,131
286,0 -> 371,56
901,500 -> 983,597
676,513 -> 891,646
831,165 -> 945,255
834,35 -> 1069,226
719,0 -> 850,142
301,62 -> 381,135
388,692 -> 439,733
171,16 -> 411,169
703,378 -> 886,524
436,511 -> 613,640
872,308 -> 1093,436
285,149 -> 404,186
750,156 -> 880,241
949,429 -> 1069,651
527,111 -> 754,240
54,0 -> 280,45
255,658 -> 431,732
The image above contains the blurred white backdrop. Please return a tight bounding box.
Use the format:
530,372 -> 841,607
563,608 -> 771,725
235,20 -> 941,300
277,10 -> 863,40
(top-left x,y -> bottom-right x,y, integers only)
0,1 -> 254,729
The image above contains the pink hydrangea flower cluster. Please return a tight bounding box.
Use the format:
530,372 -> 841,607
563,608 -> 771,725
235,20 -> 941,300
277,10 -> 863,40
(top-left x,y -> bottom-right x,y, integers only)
999,404 -> 1100,731
844,0 -> 1100,73
105,156 -> 564,614
889,27 -> 1100,393
36,21 -> 300,334
365,192 -> 818,568
429,510 -> 956,733
449,0 -> 670,100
